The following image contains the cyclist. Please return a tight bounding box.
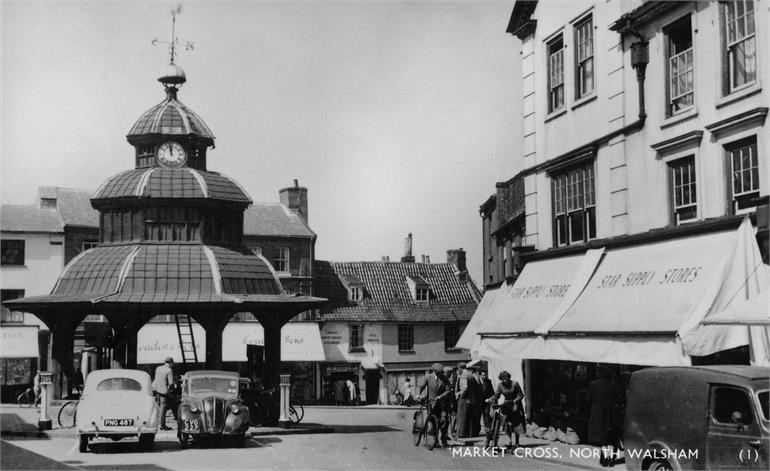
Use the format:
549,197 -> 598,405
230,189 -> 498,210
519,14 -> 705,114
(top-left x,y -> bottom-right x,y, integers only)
418,363 -> 452,447
486,370 -> 525,449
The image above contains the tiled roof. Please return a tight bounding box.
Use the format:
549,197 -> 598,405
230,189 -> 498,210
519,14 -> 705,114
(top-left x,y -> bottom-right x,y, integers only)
243,203 -> 315,238
39,187 -> 99,227
93,168 -> 251,203
0,204 -> 63,233
127,95 -> 215,142
313,260 -> 481,323
48,244 -> 281,302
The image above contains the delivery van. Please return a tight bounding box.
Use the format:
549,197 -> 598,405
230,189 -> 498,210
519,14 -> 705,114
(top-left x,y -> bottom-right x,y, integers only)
624,366 -> 769,470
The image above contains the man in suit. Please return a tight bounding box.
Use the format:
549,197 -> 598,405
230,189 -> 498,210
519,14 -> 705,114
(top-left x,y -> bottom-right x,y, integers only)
455,362 -> 470,438
466,364 -> 483,437
419,362 -> 451,447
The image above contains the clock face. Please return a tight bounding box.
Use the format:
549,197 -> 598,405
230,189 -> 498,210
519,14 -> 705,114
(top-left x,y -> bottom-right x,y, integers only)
157,141 -> 187,167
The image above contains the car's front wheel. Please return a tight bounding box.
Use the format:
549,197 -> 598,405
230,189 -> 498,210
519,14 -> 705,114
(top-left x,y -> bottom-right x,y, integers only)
78,434 -> 89,453
139,433 -> 155,452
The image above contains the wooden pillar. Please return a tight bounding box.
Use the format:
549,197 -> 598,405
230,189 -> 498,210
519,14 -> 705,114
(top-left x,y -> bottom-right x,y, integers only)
36,313 -> 84,400
194,313 -> 233,370
262,318 -> 282,389
111,323 -> 130,369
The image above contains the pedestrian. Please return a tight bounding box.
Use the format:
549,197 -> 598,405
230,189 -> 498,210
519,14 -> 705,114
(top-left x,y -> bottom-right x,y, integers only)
455,362 -> 470,438
418,363 -> 451,447
587,366 -> 620,467
442,366 -> 457,438
346,377 -> 357,405
32,369 -> 42,407
466,364 -> 483,437
487,370 -> 525,449
402,377 -> 415,406
480,370 -> 494,433
152,356 -> 175,430
334,379 -> 345,406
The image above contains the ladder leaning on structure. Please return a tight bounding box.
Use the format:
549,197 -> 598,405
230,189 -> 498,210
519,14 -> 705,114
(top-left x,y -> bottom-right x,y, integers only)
174,314 -> 198,363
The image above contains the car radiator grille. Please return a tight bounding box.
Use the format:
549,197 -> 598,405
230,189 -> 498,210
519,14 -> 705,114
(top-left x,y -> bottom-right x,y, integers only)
203,397 -> 226,433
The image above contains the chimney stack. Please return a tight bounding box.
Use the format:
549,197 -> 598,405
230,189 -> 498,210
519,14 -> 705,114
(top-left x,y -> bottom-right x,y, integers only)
421,255 -> 430,264
447,248 -> 467,273
401,233 -> 415,263
279,179 -> 309,224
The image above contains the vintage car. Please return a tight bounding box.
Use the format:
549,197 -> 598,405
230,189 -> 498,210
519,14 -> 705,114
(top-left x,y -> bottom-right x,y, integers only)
177,370 -> 250,448
625,365 -> 769,470
76,369 -> 159,452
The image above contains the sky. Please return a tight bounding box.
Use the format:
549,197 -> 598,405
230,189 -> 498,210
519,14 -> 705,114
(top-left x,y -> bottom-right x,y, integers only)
1,0 -> 522,284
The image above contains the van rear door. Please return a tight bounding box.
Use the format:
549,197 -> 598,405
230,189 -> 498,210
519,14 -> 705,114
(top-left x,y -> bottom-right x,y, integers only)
706,385 -> 767,470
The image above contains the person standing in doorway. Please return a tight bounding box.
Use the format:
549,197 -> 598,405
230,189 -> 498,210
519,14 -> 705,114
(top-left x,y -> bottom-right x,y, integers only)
587,366 -> 620,467
153,357 -> 175,430
346,377 -> 357,405
402,377 -> 415,406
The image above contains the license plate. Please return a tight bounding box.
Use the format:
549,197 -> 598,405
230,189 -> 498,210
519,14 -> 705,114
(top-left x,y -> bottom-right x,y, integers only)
182,419 -> 200,432
104,418 -> 134,426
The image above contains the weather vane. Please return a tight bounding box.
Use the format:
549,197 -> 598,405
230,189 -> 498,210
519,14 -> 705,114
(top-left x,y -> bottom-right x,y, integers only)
151,3 -> 194,64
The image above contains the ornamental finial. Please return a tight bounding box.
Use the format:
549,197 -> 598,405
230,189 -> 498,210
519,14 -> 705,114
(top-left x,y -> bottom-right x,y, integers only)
151,3 -> 194,87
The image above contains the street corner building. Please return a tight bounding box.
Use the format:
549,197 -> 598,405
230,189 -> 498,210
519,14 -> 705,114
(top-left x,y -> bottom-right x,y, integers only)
2,60 -> 325,398
312,239 -> 482,405
463,0 -> 770,445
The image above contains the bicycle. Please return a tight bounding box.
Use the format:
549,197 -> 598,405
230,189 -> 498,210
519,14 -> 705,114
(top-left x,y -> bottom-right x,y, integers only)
17,388 -> 37,408
288,397 -> 305,424
484,402 -> 503,447
411,399 -> 442,450
58,400 -> 79,428
389,389 -> 403,406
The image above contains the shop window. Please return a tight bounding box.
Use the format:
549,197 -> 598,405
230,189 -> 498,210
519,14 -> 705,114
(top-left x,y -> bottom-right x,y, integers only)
398,324 -> 414,352
547,35 -> 565,113
726,136 -> 760,212
1,289 -> 25,323
349,324 -> 364,352
665,15 -> 694,116
574,15 -> 594,99
721,1 -> 756,94
1,240 -> 25,266
273,247 -> 290,273
444,323 -> 461,351
669,156 -> 698,224
552,163 -> 596,246
711,386 -> 753,425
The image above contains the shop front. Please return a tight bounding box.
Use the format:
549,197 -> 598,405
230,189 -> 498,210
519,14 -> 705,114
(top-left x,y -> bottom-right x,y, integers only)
0,325 -> 40,403
464,219 -> 769,442
320,323 -> 386,404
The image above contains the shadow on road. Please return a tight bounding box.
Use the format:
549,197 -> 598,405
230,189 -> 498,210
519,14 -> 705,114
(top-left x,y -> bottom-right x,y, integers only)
329,425 -> 402,433
1,440 -> 78,470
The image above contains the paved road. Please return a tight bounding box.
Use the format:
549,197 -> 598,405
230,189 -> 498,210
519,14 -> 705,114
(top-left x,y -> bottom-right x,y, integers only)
2,408 -> 611,470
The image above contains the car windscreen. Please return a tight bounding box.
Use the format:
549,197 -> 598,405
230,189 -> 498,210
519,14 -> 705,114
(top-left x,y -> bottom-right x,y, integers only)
758,391 -> 769,421
189,377 -> 238,397
96,377 -> 143,392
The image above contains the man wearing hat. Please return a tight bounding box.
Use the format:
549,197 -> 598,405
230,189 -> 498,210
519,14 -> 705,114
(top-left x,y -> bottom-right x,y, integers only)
153,357 -> 175,430
419,363 -> 451,447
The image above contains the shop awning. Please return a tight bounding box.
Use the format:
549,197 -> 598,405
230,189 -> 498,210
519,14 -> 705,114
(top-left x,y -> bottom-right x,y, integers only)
476,250 -> 603,336
137,322 -> 325,364
222,322 -> 326,362
0,325 -> 40,358
455,284 -> 507,352
478,218 -> 768,366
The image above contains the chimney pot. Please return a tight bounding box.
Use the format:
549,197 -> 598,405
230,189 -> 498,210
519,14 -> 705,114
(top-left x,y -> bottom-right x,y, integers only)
382,255 -> 390,263
401,234 -> 415,263
446,248 -> 467,273
279,180 -> 309,224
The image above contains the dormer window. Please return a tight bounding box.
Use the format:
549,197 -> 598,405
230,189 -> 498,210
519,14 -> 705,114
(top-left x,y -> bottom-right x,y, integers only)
406,275 -> 430,304
339,274 -> 365,302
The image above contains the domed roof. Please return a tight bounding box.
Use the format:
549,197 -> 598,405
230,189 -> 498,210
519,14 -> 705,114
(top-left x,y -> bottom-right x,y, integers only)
92,168 -> 252,204
50,244 -> 283,302
127,91 -> 214,142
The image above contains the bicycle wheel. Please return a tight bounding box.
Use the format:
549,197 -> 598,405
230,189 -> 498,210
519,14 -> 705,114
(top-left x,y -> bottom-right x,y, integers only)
17,390 -> 34,408
58,401 -> 78,428
424,415 -> 439,450
291,403 -> 304,423
485,413 -> 500,448
412,410 -> 424,446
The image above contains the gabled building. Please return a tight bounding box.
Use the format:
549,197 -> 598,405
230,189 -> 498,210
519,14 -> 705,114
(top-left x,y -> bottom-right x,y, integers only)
313,240 -> 481,405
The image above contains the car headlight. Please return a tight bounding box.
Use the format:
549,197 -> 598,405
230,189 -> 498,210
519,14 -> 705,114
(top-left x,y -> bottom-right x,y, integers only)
189,405 -> 199,414
230,405 -> 240,414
